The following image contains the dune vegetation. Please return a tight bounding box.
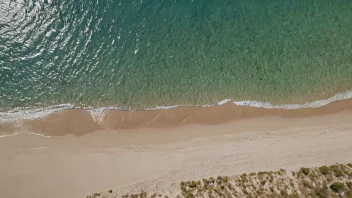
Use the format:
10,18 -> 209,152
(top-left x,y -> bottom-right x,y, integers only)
88,163 -> 352,198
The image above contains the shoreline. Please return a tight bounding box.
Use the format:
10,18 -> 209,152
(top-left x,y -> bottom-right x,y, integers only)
0,91 -> 352,136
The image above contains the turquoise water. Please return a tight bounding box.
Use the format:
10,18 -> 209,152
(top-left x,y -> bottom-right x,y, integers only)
1,0 -> 352,110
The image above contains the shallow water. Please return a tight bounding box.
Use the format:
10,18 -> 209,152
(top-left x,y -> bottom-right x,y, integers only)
1,0 -> 352,110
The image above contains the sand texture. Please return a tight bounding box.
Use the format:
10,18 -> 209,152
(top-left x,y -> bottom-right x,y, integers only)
1,109 -> 352,198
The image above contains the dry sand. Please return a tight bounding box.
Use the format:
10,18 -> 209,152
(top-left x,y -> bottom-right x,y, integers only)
1,108 -> 352,198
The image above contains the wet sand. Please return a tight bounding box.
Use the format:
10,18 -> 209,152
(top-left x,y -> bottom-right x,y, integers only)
1,108 -> 352,198
1,97 -> 352,136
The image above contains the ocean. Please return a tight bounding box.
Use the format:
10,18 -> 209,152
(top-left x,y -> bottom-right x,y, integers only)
1,0 -> 352,112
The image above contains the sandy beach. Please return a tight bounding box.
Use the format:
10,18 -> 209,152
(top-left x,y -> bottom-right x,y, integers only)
1,103 -> 352,197
2,0 -> 352,197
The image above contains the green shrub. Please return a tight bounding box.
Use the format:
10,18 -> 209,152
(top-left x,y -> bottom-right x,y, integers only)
319,166 -> 330,175
108,189 -> 112,193
330,182 -> 345,193
209,177 -> 215,183
249,172 -> 256,176
345,190 -> 352,198
333,168 -> 344,177
280,189 -> 288,196
288,193 -> 299,198
131,194 -> 138,198
347,163 -> 352,168
181,185 -> 187,194
300,167 -> 310,175
314,187 -> 329,198
347,182 -> 352,189
330,165 -> 345,177
189,181 -> 197,188
258,171 -> 268,176
302,180 -> 314,189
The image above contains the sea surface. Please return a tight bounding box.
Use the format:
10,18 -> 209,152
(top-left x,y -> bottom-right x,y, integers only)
1,0 -> 352,111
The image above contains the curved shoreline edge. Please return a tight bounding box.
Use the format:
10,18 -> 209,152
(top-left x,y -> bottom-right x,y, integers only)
1,90 -> 352,122
1,90 -> 352,136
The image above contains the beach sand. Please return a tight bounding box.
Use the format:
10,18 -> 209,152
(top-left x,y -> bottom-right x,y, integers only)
1,101 -> 352,197
0,97 -> 350,137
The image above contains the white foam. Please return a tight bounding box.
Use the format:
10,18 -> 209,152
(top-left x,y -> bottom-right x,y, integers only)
146,105 -> 179,110
233,90 -> 352,109
0,132 -> 51,139
218,99 -> 232,105
0,90 -> 351,124
0,104 -> 74,123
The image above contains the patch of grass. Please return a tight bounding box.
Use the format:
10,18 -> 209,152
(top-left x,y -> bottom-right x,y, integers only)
300,167 -> 310,176
288,193 -> 299,198
280,189 -> 288,197
326,174 -> 334,183
330,182 -> 345,193
347,181 -> 352,189
261,180 -> 266,186
319,166 -> 330,175
314,187 -> 329,198
345,190 -> 352,198
269,175 -> 274,183
334,169 -> 344,177
302,180 -> 314,189
95,162 -> 352,198
140,191 -> 147,198
258,171 -> 269,176
331,165 -> 345,177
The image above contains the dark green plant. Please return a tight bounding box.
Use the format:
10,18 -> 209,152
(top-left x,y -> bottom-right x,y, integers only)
330,182 -> 344,193
300,168 -> 310,176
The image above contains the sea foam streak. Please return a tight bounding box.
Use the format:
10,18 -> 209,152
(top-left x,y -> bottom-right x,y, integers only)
0,90 -> 352,123
232,90 -> 352,109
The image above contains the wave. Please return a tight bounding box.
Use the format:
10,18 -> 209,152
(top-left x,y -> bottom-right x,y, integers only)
1,90 -> 352,123
232,90 -> 352,109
